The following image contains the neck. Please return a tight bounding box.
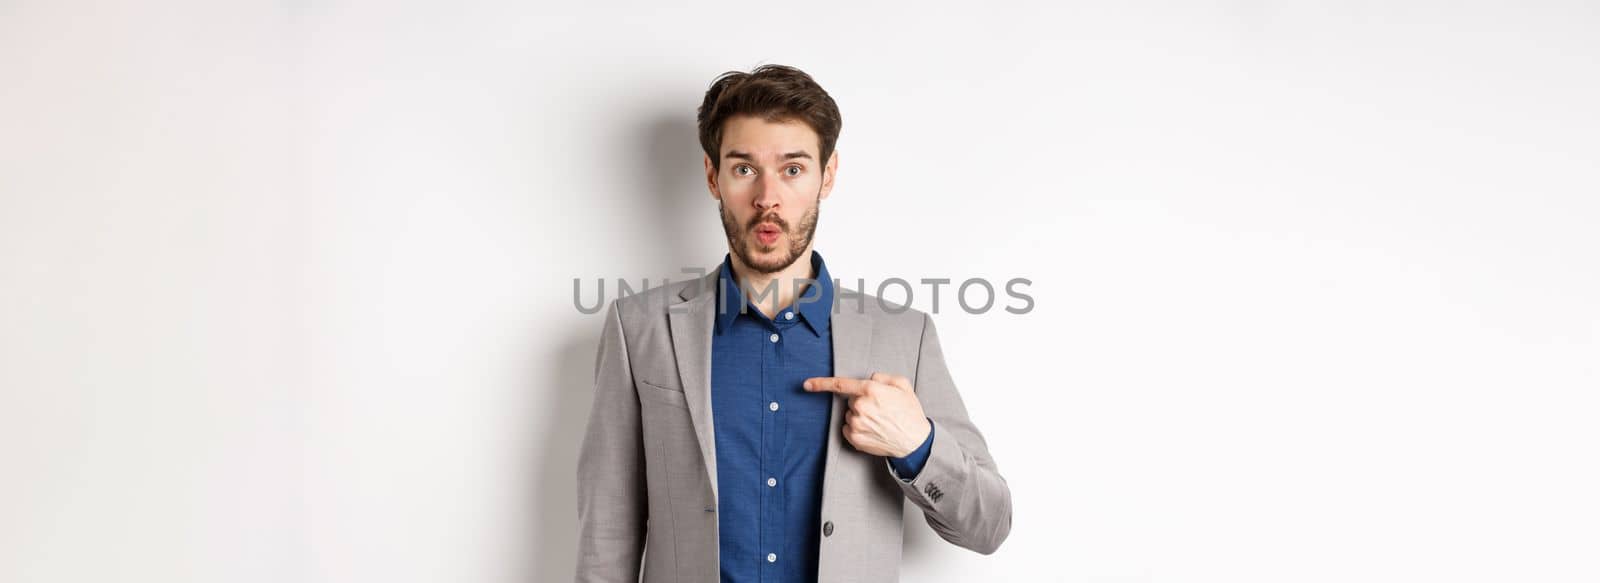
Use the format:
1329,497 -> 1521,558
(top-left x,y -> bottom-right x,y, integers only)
728,244 -> 817,320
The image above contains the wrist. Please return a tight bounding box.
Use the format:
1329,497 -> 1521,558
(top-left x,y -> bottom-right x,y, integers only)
898,417 -> 933,457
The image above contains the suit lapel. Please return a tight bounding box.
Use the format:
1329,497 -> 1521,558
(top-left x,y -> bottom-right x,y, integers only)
667,271 -> 720,503
824,295 -> 873,484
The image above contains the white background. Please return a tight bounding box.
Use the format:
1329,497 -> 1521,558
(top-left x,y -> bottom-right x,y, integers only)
2,1 -> 1596,582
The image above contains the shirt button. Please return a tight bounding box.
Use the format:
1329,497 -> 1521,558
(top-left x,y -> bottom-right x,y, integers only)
769,333 -> 779,343
767,553 -> 777,563
767,477 -> 777,487
784,312 -> 794,320
823,521 -> 834,537
769,401 -> 779,412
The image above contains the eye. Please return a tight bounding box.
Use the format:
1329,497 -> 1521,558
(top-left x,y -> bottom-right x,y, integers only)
785,165 -> 802,176
734,165 -> 753,176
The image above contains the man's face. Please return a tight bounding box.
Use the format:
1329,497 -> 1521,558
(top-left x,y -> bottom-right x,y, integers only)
705,114 -> 838,275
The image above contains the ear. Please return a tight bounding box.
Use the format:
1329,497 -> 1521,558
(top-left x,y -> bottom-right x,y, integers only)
704,153 -> 721,201
818,149 -> 839,201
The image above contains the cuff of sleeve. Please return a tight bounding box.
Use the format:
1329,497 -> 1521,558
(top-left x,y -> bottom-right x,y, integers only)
886,418 -> 935,482
889,417 -> 966,509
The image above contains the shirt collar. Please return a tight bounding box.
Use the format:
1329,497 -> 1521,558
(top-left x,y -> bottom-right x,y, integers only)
715,250 -> 834,337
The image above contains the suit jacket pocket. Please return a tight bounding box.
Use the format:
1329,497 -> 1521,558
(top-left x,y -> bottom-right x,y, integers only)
637,379 -> 689,409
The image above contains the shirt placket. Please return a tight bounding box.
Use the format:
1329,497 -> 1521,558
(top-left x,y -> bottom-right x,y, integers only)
760,308 -> 798,582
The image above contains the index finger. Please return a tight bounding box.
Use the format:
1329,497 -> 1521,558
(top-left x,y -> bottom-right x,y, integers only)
804,376 -> 869,397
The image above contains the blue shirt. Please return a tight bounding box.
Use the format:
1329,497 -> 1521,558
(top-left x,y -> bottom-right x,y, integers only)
710,250 -> 933,583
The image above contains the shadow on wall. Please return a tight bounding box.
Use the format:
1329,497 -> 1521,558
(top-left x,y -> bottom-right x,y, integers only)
523,107 -> 708,581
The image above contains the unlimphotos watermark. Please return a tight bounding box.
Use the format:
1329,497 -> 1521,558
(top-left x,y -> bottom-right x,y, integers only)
573,268 -> 1034,316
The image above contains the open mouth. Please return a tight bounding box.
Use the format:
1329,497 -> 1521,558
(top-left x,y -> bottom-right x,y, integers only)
753,223 -> 782,246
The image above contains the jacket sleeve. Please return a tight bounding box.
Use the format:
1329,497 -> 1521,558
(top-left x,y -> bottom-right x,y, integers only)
574,300 -> 647,581
888,312 -> 1014,555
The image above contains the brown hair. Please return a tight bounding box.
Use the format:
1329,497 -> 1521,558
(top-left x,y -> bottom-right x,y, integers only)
696,64 -> 842,173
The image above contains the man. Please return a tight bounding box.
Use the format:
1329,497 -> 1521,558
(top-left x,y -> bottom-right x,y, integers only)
576,64 -> 1012,583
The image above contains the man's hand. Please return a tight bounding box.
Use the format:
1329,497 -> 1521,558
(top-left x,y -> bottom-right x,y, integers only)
804,372 -> 932,458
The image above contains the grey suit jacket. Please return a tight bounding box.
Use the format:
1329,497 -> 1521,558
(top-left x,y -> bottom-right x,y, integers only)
575,269 -> 1012,582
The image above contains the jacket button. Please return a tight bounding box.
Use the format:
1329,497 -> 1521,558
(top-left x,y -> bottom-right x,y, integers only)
823,521 -> 834,536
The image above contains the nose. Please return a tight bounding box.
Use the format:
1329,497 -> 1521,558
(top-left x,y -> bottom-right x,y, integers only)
752,173 -> 781,211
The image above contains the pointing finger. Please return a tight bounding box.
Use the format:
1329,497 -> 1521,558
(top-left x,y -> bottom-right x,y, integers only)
804,376 -> 869,397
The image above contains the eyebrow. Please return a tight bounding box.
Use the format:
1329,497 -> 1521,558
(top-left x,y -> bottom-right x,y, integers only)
725,150 -> 813,162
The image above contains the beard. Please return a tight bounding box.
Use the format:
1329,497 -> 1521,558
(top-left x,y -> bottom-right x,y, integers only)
719,198 -> 820,275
